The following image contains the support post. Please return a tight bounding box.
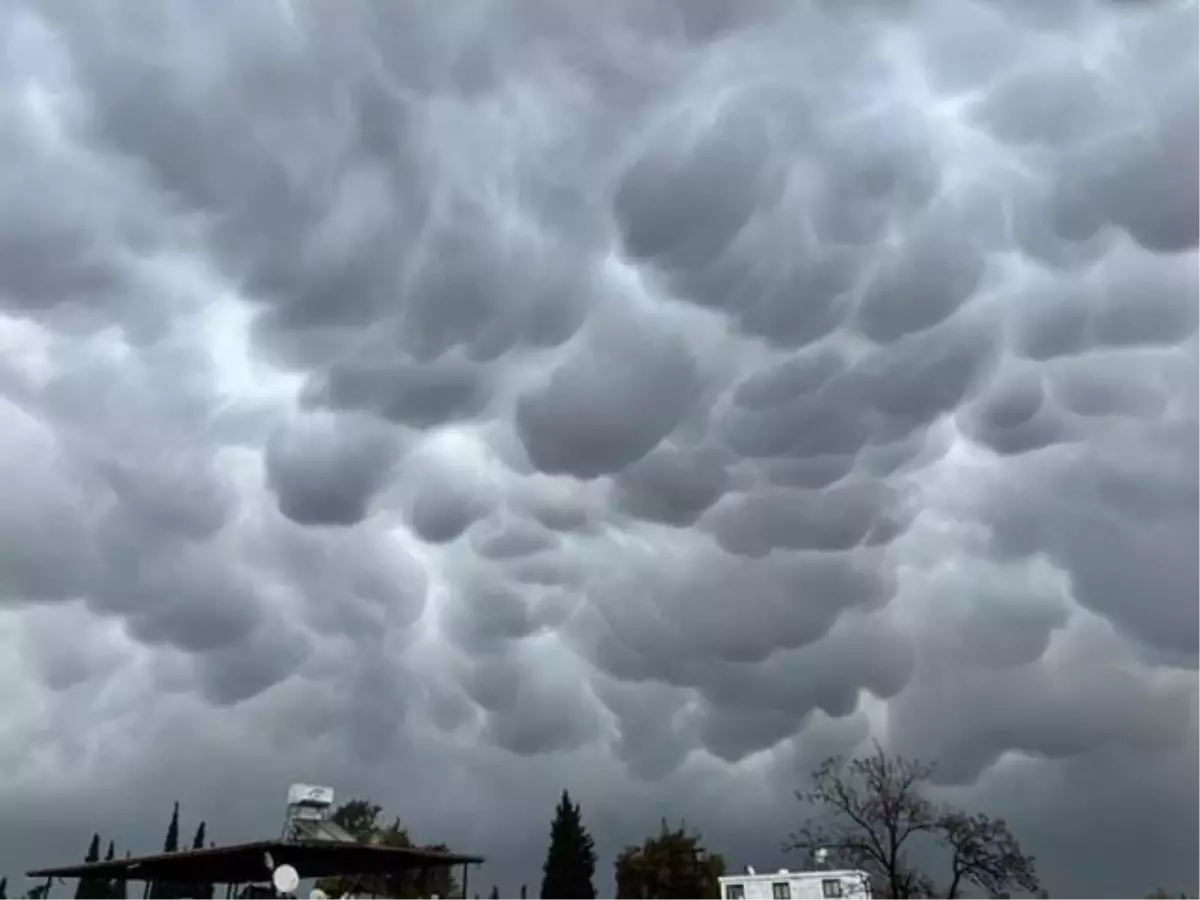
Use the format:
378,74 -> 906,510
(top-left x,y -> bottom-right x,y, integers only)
461,862 -> 470,900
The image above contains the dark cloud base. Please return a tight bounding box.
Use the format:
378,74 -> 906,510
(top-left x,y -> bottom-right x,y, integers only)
0,0 -> 1196,896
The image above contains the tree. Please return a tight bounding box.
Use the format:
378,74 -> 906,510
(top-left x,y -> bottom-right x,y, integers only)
185,823 -> 213,900
332,798 -> 385,841
540,790 -> 597,900
941,812 -> 1039,898
614,820 -> 726,899
150,802 -> 184,899
489,886 -> 500,899
113,851 -> 131,900
24,879 -> 51,900
787,743 -> 1041,899
315,799 -> 458,899
0,877 -> 7,899
166,802 -> 181,851
101,840 -> 119,900
75,833 -> 103,899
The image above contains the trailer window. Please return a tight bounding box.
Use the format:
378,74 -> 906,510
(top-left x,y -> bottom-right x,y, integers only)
772,882 -> 791,899
725,885 -> 745,900
822,879 -> 844,899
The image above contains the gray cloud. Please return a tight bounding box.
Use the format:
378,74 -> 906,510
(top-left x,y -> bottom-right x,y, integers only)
0,0 -> 1196,897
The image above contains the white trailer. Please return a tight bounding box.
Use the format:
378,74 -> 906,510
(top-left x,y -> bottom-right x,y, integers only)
719,868 -> 872,900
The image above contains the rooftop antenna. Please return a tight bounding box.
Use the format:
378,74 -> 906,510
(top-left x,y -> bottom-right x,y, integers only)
814,848 -> 829,869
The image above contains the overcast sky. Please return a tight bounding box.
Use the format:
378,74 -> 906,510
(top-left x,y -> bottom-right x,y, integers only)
0,0 -> 1196,897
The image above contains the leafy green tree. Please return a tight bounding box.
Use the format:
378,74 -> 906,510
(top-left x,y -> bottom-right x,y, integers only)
540,790 -> 597,900
614,820 -> 726,899
315,799 -> 458,899
788,744 -> 1041,899
331,798 -> 384,841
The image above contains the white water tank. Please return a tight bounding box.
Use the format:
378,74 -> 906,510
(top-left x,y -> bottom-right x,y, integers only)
288,784 -> 335,808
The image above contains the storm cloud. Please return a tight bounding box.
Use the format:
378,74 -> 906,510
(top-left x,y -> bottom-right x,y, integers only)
0,0 -> 1196,896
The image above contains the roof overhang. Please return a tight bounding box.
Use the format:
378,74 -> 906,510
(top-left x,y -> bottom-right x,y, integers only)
28,839 -> 484,884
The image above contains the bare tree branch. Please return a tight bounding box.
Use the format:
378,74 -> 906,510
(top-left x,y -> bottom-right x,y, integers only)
786,744 -> 1042,899
940,812 -> 1040,899
787,744 -> 939,898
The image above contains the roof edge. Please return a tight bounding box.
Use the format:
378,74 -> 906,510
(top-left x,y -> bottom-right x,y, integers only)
27,839 -> 484,879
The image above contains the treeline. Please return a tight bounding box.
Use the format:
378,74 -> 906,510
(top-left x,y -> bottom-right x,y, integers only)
3,801 -> 213,900
4,746 -> 1193,899
487,750 -> 1039,899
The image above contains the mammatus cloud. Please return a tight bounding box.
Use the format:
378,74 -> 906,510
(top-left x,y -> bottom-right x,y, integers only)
0,0 -> 1196,895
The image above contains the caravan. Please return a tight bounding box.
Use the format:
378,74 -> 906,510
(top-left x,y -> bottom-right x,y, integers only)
718,868 -> 872,900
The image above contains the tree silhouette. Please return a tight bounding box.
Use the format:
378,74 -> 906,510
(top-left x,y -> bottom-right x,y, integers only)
788,743 -> 1040,899
615,820 -> 726,899
150,802 -> 183,899
74,833 -> 103,899
164,802 -> 180,852
540,790 -> 597,899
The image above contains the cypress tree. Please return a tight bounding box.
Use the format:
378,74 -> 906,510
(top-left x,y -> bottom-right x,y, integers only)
150,802 -> 182,899
102,841 -> 117,900
188,822 -> 213,899
539,790 -> 597,899
164,802 -> 180,852
0,876 -> 7,899
75,833 -> 102,899
113,851 -> 130,900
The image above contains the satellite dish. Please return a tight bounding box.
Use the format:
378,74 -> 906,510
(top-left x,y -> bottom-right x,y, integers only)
815,848 -> 829,865
309,890 -> 328,900
264,853 -> 275,871
746,866 -> 756,875
274,864 -> 301,894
